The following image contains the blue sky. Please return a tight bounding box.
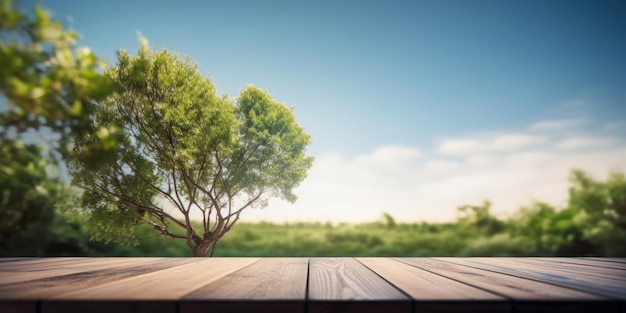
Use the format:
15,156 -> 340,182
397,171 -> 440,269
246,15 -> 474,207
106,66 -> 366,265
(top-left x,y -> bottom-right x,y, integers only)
22,0 -> 626,222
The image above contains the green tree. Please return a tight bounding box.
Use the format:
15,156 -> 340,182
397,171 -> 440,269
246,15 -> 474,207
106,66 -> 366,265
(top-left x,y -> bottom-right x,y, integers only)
0,138 -> 63,255
456,200 -> 504,236
68,44 -> 313,256
508,201 -> 559,254
506,169 -> 626,256
381,212 -> 396,229
564,169 -> 626,256
0,0 -> 111,159
1,0 -> 113,254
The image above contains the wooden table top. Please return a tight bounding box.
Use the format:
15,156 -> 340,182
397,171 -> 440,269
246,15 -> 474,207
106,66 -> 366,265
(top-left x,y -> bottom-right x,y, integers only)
0,257 -> 624,313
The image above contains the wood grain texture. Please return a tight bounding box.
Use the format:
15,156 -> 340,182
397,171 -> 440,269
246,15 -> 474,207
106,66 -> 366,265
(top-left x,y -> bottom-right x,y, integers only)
518,258 -> 626,280
580,257 -> 626,264
0,258 -> 193,299
0,258 -> 130,272
357,258 -> 502,300
53,258 -> 259,300
0,257 -> 164,285
529,257 -> 626,271
399,258 -> 601,300
308,258 -> 409,301
0,257 -> 624,313
438,258 -> 626,300
0,258 -> 28,262
184,258 -> 308,300
0,258 -> 72,266
0,258 -> 91,274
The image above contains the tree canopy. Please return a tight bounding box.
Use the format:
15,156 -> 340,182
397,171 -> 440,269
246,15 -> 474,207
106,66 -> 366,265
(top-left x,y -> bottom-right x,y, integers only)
0,0 -> 111,158
0,139 -> 62,250
1,0 -> 113,250
68,43 -> 313,256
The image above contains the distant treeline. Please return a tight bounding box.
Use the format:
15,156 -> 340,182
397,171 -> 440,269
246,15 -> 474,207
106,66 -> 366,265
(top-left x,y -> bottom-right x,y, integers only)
1,169 -> 625,257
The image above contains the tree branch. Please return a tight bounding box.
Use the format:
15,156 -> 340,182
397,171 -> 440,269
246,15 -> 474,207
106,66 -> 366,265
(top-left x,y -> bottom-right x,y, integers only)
227,191 -> 263,220
124,161 -> 183,215
85,181 -> 189,230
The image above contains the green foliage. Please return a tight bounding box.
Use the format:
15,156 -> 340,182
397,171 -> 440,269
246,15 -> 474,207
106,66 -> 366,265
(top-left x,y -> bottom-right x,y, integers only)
508,201 -> 559,254
382,212 -> 396,229
0,0 -> 111,159
213,221 -> 468,257
232,86 -> 313,203
0,138 -> 89,256
68,43 -> 313,256
193,169 -> 626,257
564,169 -> 626,255
0,0 -> 117,256
505,169 -> 626,256
0,139 -> 58,242
3,158 -> 624,257
456,200 -> 504,236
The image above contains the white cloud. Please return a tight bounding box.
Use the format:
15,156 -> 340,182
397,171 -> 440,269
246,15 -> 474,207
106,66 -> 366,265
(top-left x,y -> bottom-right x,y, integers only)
436,138 -> 482,156
422,160 -> 461,173
555,137 -> 614,150
437,133 -> 546,156
491,134 -> 547,151
240,119 -> 626,224
529,118 -> 587,131
355,145 -> 421,169
465,155 -> 498,168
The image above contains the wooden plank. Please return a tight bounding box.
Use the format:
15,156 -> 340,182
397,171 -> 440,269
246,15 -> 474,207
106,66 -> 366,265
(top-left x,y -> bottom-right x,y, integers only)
308,258 -> 410,313
0,257 -> 77,263
0,258 -> 38,263
309,258 -> 409,301
358,258 -> 509,313
0,258 -> 197,299
398,258 -> 601,300
182,258 -> 308,313
0,258 -> 88,272
473,258 -> 626,299
184,258 -> 308,300
439,258 -> 626,300
357,258 -> 503,300
529,257 -> 626,271
0,258 -> 166,285
0,257 -> 622,313
519,258 -> 626,280
53,258 -> 259,300
580,257 -> 626,264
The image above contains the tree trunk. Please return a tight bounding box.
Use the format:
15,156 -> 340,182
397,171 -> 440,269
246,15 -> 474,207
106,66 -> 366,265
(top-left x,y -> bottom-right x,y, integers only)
193,240 -> 216,257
